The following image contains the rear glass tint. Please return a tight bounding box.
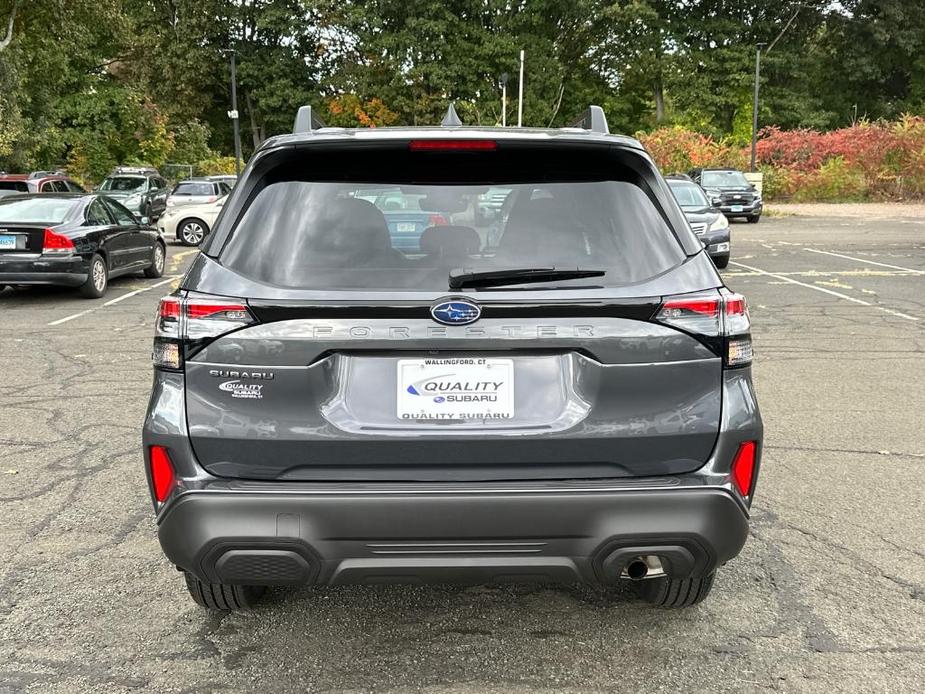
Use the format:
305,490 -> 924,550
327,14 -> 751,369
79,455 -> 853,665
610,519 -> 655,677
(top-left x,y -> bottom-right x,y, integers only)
0,181 -> 29,192
0,197 -> 77,224
217,146 -> 687,290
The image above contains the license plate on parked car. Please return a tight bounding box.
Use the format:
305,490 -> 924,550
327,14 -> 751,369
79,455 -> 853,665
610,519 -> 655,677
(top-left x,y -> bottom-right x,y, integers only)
397,358 -> 514,421
0,235 -> 17,250
730,205 -> 744,213
396,223 -> 416,232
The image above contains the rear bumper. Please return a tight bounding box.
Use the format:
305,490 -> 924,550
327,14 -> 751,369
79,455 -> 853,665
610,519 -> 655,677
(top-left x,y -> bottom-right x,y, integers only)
0,254 -> 89,287
158,486 -> 750,587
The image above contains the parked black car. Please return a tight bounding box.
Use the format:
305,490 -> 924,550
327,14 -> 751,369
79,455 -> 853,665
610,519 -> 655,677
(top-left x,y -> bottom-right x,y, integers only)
143,105 -> 761,611
688,168 -> 762,223
0,194 -> 166,298
97,166 -> 170,221
666,176 -> 731,268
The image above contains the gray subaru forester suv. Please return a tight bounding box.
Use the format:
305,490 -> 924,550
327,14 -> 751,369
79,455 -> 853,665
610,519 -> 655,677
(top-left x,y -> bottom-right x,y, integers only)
143,106 -> 762,610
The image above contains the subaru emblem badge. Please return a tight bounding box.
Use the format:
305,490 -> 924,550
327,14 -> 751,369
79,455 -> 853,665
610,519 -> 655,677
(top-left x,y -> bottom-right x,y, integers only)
430,299 -> 481,326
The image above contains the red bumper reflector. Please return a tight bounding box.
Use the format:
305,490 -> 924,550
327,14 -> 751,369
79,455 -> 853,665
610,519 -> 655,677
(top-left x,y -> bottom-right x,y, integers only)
409,139 -> 497,151
731,441 -> 757,496
149,445 -> 176,503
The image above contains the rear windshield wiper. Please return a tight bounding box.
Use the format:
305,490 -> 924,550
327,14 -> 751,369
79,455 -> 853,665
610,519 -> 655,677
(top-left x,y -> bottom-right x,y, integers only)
448,267 -> 606,290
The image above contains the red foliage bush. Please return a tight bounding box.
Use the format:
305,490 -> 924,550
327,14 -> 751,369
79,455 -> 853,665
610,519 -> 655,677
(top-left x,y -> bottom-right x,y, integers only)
640,117 -> 925,201
759,117 -> 925,199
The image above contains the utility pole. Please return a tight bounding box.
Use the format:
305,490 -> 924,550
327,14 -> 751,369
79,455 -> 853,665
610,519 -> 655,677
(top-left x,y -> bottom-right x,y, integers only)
751,5 -> 802,172
500,73 -> 508,127
517,50 -> 524,127
225,49 -> 243,177
750,43 -> 765,173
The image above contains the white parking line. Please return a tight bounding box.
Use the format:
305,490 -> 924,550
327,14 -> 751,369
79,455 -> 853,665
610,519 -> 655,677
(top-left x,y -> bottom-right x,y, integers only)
47,309 -> 95,326
103,276 -> 177,306
729,261 -> 919,321
47,276 -> 180,326
804,248 -> 925,274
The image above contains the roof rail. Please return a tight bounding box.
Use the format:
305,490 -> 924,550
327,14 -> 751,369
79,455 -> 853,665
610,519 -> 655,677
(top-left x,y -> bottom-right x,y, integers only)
568,105 -> 609,135
293,105 -> 326,134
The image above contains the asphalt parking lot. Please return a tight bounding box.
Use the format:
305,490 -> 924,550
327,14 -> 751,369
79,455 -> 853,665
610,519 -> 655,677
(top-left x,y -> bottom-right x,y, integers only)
1,213 -> 923,693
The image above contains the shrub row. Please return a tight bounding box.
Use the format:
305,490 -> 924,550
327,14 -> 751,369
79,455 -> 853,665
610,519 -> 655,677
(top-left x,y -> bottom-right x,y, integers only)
638,116 -> 925,202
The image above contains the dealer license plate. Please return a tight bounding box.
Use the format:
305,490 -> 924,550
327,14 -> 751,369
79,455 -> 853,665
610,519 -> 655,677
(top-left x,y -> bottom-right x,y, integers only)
397,358 -> 514,421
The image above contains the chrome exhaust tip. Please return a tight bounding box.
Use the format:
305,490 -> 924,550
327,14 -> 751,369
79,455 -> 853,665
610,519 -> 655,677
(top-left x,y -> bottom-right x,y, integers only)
621,555 -> 666,580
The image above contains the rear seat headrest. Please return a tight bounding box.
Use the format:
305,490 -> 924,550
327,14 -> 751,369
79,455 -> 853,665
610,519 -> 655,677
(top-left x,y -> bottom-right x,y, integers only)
419,225 -> 481,256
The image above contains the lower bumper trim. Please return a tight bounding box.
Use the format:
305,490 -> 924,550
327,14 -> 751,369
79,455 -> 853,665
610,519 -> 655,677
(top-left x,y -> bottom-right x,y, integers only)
158,487 -> 750,587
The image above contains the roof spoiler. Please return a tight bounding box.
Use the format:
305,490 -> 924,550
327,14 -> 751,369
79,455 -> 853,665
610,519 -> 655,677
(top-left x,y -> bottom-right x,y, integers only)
568,105 -> 609,135
293,105 -> 326,134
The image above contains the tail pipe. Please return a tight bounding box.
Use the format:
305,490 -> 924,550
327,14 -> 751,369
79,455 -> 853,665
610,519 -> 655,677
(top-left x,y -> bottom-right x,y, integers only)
621,555 -> 666,581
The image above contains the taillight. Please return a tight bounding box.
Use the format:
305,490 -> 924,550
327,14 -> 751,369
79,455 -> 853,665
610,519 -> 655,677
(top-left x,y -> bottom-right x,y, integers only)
654,289 -> 752,367
731,441 -> 757,497
409,139 -> 498,151
428,213 -> 448,226
42,228 -> 75,255
149,445 -> 176,503
153,294 -> 255,370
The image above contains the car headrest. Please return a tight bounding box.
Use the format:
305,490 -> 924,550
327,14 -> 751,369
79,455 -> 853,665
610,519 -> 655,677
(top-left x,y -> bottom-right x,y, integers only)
310,197 -> 392,259
419,225 -> 481,256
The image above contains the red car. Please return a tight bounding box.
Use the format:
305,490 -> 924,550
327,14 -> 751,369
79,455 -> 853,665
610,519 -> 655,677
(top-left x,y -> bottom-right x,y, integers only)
0,171 -> 86,194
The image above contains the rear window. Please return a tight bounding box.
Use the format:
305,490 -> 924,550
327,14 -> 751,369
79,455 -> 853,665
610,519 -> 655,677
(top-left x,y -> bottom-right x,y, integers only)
0,181 -> 29,192
173,182 -> 214,196
217,146 -> 687,291
0,197 -> 77,224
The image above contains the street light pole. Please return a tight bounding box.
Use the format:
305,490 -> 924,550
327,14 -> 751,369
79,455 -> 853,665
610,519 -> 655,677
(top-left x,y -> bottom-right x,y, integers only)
750,43 -> 766,173
500,73 -> 508,127
517,50 -> 524,127
226,49 -> 242,177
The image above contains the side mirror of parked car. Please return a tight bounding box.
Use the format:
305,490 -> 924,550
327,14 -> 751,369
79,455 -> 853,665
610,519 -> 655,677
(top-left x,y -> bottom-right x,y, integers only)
711,196 -> 722,206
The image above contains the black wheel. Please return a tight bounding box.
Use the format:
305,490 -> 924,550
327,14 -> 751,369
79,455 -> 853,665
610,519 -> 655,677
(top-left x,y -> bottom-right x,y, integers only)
144,242 -> 166,278
183,572 -> 266,611
713,253 -> 730,269
747,214 -> 761,224
79,253 -> 108,298
178,218 -> 208,246
0,284 -> 6,293
638,571 -> 716,608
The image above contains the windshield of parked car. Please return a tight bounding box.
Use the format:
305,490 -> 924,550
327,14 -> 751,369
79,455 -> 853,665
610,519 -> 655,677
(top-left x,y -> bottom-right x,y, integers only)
0,197 -> 78,223
219,179 -> 686,290
173,182 -> 213,196
669,182 -> 711,209
701,171 -> 750,188
100,176 -> 146,193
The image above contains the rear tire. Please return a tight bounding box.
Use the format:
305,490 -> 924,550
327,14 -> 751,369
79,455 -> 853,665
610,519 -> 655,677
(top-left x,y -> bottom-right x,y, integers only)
713,253 -> 730,269
144,242 -> 166,278
638,571 -> 716,608
178,218 -> 208,246
183,572 -> 266,611
747,214 -> 761,223
79,253 -> 108,298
